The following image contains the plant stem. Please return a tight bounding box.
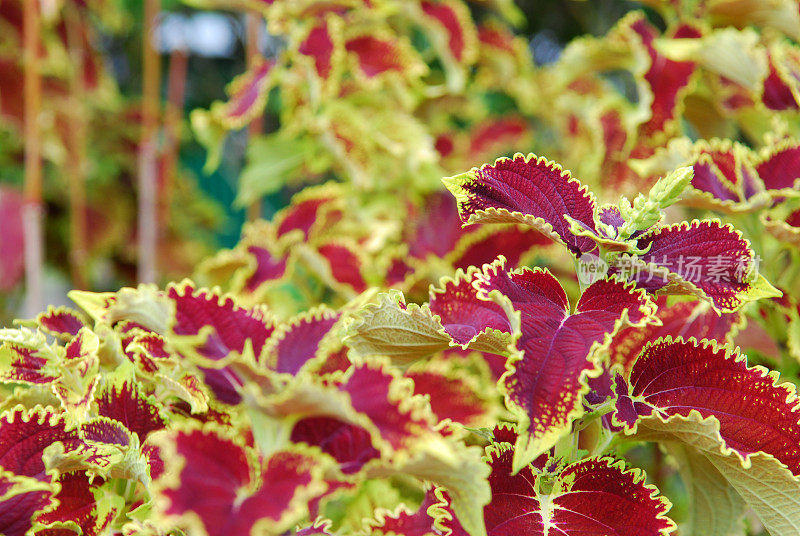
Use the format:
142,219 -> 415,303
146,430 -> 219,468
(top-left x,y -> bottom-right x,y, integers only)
162,46 -> 188,234
23,0 -> 44,316
138,0 -> 161,284
246,12 -> 263,221
64,4 -> 89,290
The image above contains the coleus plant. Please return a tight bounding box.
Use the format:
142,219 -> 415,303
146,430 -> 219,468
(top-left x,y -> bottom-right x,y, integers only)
2,150 -> 797,536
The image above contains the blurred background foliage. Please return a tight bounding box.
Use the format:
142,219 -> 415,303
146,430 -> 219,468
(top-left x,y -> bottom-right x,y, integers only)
0,0 -> 649,322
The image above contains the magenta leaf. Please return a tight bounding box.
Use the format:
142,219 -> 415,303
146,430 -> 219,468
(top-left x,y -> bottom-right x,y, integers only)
690,145 -> 744,203
0,471 -> 55,536
630,17 -> 699,138
35,472 -> 118,536
169,283 -> 274,361
244,246 -> 288,292
0,408 -> 83,481
338,362 -> 434,452
296,519 -> 334,535
0,344 -> 58,385
368,487 -> 464,536
35,307 -> 86,340
619,220 -> 773,312
607,299 -> 743,371
168,283 -> 275,403
428,272 -> 513,347
420,0 -> 474,63
756,140 -> 800,193
316,242 -> 368,293
96,381 -> 166,440
267,307 -> 341,375
482,442 -> 674,536
290,416 -> 379,474
448,225 -> 551,272
155,426 -> 324,536
214,58 -> 275,128
476,260 -> 654,466
443,153 -> 598,257
298,20 -> 336,79
406,191 -> 467,260
613,337 -> 800,472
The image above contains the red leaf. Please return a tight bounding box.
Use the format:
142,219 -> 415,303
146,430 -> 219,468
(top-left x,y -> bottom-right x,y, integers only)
483,444 -> 674,535
244,246 -> 287,292
345,35 -> 407,77
269,308 -> 341,375
96,381 -> 166,440
428,272 -> 512,346
123,330 -> 170,375
477,22 -> 516,55
614,337 -> 800,473
0,408 -> 83,481
443,154 -> 598,257
421,0 -> 472,62
215,58 -> 274,128
0,345 -> 57,385
369,488 -> 465,536
64,329 -> 96,361
476,261 -> 653,461
763,54 -> 800,110
0,472 -> 55,536
608,299 -> 743,371
407,368 -> 490,425
338,362 -> 434,451
290,416 -> 379,474
449,225 -> 551,271
317,242 -> 368,292
35,307 -> 86,339
631,18 -> 699,138
35,473 -> 116,536
169,283 -> 274,361
299,21 -> 335,79
468,116 -> 530,159
625,220 -> 764,312
756,140 -> 800,192
158,427 -> 323,536
691,146 -> 742,203
275,190 -> 341,241
407,191 -> 467,259
168,284 -> 275,404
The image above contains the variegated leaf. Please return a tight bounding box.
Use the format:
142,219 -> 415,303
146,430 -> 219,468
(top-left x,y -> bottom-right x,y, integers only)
614,337 -> 800,535
443,153 -> 598,257
476,260 -> 655,470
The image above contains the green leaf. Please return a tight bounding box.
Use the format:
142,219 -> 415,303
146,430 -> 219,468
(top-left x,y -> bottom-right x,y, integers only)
234,133 -> 315,208
665,442 -> 745,536
635,413 -> 800,536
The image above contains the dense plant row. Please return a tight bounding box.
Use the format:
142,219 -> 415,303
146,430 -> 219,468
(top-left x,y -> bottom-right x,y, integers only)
3,0 -> 800,535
